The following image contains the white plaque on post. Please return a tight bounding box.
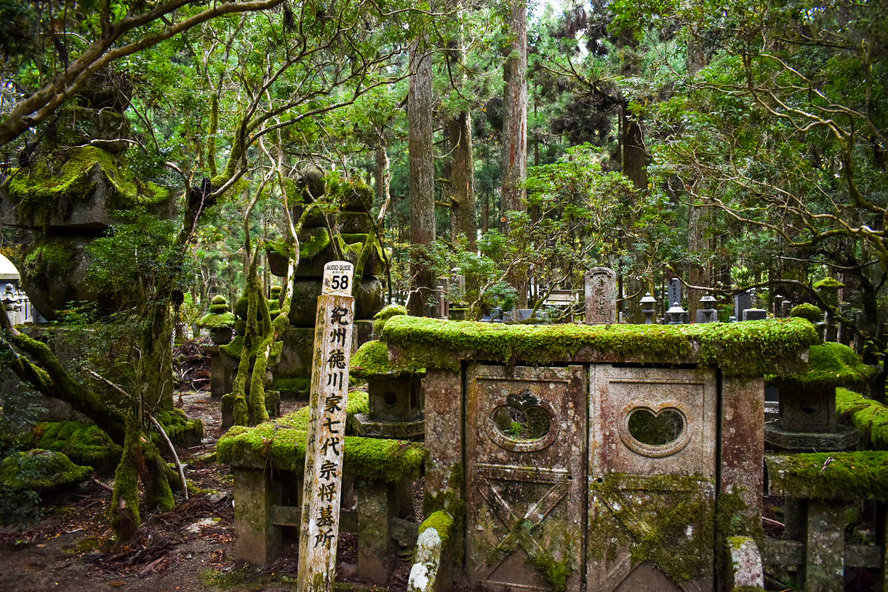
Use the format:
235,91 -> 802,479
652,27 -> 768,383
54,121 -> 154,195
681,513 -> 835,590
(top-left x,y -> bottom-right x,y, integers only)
297,261 -> 355,592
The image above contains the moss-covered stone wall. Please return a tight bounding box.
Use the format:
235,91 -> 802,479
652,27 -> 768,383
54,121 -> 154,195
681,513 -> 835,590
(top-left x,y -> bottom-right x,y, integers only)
380,316 -> 818,376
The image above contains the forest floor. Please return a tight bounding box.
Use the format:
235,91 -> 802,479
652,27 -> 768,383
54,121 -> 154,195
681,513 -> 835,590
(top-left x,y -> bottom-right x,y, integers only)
0,391 -> 415,592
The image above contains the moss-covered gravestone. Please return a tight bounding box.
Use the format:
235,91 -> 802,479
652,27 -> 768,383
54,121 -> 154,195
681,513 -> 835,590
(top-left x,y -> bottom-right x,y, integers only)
271,170 -> 386,395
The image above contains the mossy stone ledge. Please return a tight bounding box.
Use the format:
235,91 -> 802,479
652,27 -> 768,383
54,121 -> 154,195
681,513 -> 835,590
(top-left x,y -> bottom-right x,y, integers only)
217,391 -> 427,482
766,451 -> 888,500
836,389 -> 888,450
380,316 -> 818,376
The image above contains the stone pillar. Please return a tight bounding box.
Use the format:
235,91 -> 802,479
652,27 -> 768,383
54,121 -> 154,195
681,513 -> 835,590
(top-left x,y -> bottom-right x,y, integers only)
233,467 -> 282,566
357,479 -> 396,584
720,376 -> 764,528
804,501 -> 845,591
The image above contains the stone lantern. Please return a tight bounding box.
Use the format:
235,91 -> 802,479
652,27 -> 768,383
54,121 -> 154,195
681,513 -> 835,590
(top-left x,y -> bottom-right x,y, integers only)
666,301 -> 687,325
697,295 -> 717,323
350,340 -> 425,440
765,342 -> 873,451
640,292 -> 657,324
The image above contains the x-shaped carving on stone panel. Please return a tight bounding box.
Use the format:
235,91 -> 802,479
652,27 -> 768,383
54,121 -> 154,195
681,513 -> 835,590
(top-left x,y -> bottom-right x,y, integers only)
473,477 -> 570,581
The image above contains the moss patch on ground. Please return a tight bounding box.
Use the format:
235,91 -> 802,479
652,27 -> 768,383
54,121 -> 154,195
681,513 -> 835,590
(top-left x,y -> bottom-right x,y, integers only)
766,451 -> 888,500
837,389 -> 888,450
29,421 -> 122,474
0,449 -> 92,492
217,391 -> 426,481
381,317 -> 818,376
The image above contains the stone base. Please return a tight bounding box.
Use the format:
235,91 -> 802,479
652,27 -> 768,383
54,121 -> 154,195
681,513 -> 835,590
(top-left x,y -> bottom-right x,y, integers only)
765,420 -> 858,451
352,413 -> 425,440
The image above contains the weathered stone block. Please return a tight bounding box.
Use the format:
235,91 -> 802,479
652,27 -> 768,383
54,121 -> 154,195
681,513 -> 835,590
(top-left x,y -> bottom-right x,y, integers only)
233,467 -> 282,566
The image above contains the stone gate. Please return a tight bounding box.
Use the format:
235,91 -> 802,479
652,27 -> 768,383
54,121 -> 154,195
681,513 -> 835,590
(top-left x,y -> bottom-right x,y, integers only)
381,316 -> 819,591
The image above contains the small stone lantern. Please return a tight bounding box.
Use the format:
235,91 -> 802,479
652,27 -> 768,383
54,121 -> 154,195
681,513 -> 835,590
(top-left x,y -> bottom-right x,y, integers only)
350,340 -> 425,439
640,292 -> 657,324
765,342 -> 874,451
697,295 -> 717,323
666,301 -> 687,325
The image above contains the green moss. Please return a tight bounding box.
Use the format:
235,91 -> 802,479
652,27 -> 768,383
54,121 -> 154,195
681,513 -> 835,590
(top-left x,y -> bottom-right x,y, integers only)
25,240 -> 76,270
814,277 -> 845,290
350,340 -> 425,378
380,317 -> 818,377
0,449 -> 92,492
30,421 -> 122,474
270,377 -> 312,396
837,389 -> 888,450
418,510 -> 454,549
6,146 -> 167,214
766,452 -> 888,500
154,408 -> 203,448
768,342 -> 876,392
588,473 -> 715,583
790,303 -> 824,324
217,391 -> 426,481
299,227 -> 332,259
198,311 -> 235,329
373,304 -> 407,335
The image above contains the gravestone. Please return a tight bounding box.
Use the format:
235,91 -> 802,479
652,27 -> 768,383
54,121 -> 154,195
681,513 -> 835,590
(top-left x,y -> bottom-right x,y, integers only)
743,309 -> 768,321
734,291 -> 753,322
584,267 -> 617,325
667,278 -> 682,308
297,262 -> 355,592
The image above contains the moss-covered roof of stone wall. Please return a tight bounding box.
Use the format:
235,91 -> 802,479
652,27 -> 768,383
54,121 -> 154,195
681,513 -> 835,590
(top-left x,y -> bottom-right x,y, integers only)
836,389 -> 888,450
768,342 -> 877,392
766,452 -> 888,500
217,391 -> 426,481
380,317 -> 819,376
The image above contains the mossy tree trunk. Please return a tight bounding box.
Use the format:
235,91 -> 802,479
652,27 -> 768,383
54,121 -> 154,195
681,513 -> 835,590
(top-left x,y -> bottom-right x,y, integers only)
0,316 -> 177,540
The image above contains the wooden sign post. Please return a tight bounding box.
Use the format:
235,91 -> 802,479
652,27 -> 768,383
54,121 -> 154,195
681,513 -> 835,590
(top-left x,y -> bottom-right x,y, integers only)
297,261 -> 355,592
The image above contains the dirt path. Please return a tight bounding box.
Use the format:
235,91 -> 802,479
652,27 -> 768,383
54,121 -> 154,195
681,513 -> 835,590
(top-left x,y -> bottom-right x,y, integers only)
0,392 -> 403,592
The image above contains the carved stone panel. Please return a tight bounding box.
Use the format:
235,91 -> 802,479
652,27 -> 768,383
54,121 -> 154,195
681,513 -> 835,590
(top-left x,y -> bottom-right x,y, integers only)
466,365 -> 586,592
585,268 -> 617,325
587,365 -> 717,592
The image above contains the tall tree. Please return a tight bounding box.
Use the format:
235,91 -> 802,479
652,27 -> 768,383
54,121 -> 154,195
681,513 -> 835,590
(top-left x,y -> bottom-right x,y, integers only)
500,0 -> 528,307
407,36 -> 436,316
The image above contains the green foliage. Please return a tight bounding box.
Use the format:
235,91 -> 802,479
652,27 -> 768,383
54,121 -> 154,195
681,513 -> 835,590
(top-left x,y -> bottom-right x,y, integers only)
87,211 -> 195,311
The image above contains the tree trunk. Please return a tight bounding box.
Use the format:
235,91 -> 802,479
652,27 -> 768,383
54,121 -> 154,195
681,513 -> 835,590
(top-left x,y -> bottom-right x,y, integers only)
407,39 -> 436,317
501,0 -> 528,307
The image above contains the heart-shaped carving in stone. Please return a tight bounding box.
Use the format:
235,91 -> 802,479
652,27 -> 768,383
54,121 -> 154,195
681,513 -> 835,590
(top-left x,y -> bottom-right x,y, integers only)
627,407 -> 685,446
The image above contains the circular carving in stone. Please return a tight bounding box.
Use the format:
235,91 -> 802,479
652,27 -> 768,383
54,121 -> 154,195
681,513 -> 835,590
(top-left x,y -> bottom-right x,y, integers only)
485,390 -> 560,452
619,403 -> 691,458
